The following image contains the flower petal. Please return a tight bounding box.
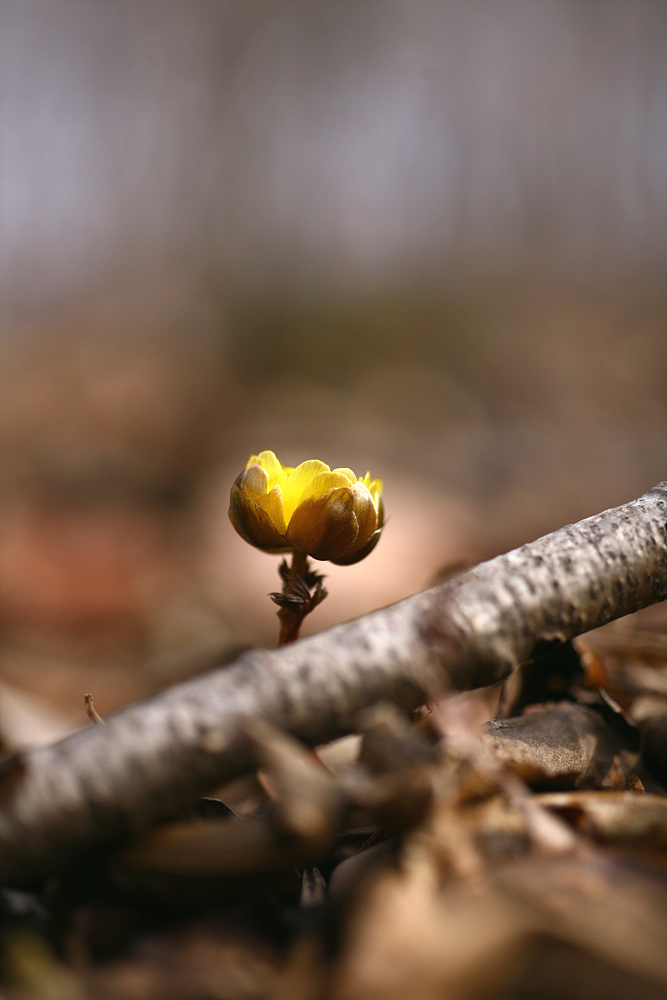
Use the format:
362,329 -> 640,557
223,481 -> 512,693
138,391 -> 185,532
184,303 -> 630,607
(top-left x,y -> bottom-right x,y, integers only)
359,471 -> 383,505
229,482 -> 290,552
349,481 -> 379,544
282,460 -> 331,522
238,462 -> 270,499
332,468 -> 358,485
286,487 -> 359,561
332,497 -> 384,564
256,484 -> 288,535
248,450 -> 288,491
235,463 -> 288,534
301,470 -> 359,503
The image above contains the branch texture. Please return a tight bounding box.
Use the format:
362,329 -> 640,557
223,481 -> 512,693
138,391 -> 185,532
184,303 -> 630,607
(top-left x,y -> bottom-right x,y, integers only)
1,484 -> 666,885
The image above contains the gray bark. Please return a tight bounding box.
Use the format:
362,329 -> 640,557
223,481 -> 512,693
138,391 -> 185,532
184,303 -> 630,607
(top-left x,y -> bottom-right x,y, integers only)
1,483 -> 666,885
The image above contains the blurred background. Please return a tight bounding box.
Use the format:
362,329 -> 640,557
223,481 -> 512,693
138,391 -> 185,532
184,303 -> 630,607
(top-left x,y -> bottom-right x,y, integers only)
1,0 -> 666,743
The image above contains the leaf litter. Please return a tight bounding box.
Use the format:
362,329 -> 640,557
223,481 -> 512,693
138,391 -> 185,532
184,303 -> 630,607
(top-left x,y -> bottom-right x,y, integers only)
2,606 -> 667,999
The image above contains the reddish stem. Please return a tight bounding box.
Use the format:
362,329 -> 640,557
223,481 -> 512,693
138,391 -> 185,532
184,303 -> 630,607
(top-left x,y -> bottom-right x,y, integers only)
277,549 -> 311,645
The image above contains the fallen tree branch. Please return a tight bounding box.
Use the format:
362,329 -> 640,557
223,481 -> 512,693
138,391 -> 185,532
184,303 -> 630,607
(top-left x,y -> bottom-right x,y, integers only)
1,483 -> 666,885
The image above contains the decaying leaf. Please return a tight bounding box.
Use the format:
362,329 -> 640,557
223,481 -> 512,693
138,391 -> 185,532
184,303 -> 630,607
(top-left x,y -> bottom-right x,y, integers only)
483,702 -> 640,789
535,790 -> 667,849
2,578 -> 667,999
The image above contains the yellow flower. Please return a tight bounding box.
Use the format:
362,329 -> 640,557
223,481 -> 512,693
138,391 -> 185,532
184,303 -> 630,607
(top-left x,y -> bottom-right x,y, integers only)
229,450 -> 384,565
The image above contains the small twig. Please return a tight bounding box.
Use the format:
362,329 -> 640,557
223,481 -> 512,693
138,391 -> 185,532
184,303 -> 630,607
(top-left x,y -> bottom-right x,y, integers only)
84,694 -> 105,726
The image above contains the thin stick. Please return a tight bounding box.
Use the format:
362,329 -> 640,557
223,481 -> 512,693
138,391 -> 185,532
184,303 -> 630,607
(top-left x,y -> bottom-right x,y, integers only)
0,483 -> 665,885
84,694 -> 105,726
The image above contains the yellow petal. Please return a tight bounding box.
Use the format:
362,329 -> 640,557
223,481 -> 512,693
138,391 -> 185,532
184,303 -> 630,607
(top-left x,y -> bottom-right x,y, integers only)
255,484 -> 287,535
229,483 -> 289,552
282,459 -> 331,522
349,481 -> 379,544
229,464 -> 288,544
306,470 -> 359,498
248,450 -> 288,491
286,487 -> 359,561
369,479 -> 383,504
332,468 -> 358,485
238,463 -> 270,499
359,471 -> 383,505
332,496 -> 384,564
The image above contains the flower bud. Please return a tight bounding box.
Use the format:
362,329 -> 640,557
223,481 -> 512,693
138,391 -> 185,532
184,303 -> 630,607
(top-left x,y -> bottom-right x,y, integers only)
229,451 -> 384,565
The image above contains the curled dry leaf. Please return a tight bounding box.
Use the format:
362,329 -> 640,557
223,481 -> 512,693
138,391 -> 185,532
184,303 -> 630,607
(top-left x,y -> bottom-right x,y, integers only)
483,702 -> 640,790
